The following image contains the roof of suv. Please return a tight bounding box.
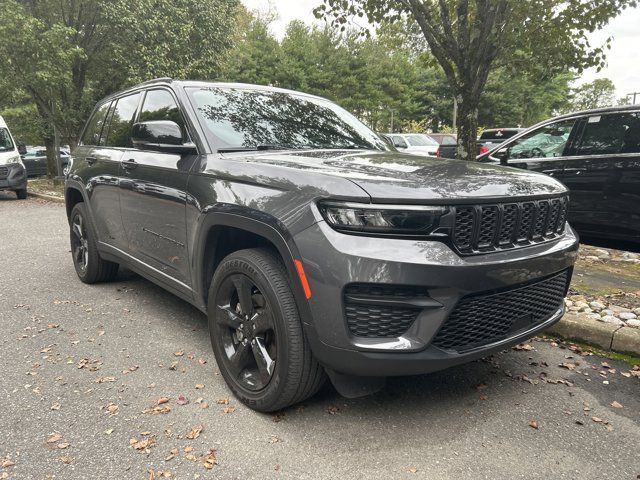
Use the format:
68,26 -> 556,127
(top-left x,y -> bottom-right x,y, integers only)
99,77 -> 329,104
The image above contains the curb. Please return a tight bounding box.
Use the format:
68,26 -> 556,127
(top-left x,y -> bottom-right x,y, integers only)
28,192 -> 65,203
546,313 -> 640,356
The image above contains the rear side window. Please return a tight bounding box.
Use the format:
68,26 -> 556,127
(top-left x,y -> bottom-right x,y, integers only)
81,102 -> 111,146
441,135 -> 456,145
480,129 -> 521,141
139,89 -> 186,136
104,92 -> 142,148
577,113 -> 640,155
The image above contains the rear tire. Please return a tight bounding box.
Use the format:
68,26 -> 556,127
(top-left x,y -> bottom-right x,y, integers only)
70,202 -> 119,283
16,188 -> 27,200
208,248 -> 326,412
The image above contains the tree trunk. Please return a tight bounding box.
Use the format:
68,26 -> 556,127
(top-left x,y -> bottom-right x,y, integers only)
44,136 -> 57,179
455,95 -> 479,161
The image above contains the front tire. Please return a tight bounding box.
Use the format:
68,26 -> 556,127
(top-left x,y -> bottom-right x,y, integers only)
69,203 -> 119,283
208,248 -> 326,412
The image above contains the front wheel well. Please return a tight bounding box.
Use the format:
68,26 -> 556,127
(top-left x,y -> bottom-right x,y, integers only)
65,187 -> 84,220
202,226 -> 282,305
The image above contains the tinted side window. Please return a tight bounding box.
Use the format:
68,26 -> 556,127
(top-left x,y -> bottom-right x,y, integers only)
391,135 -> 408,148
577,113 -> 640,155
505,120 -> 575,160
139,89 -> 186,136
104,92 -> 142,148
81,102 -> 111,146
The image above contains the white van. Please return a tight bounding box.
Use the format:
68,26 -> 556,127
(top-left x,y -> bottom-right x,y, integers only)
0,115 -> 27,199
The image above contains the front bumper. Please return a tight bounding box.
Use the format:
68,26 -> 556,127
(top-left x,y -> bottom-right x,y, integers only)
294,221 -> 579,376
0,163 -> 27,190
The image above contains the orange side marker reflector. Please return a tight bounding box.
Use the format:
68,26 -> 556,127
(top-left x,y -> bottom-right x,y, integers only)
294,259 -> 312,300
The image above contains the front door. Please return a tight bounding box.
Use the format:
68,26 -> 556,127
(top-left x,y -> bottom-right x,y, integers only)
119,88 -> 194,287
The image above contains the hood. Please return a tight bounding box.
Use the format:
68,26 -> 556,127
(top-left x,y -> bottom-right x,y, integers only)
231,149 -> 567,203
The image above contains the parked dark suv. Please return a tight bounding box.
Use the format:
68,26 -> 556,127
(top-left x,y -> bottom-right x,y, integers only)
65,79 -> 578,411
479,106 -> 640,249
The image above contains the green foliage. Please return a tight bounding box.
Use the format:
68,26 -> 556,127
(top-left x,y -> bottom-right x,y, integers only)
316,0 -> 637,159
0,0 -> 240,175
565,78 -> 618,112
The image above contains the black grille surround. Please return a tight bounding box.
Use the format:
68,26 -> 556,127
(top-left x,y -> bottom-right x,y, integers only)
431,269 -> 571,353
453,196 -> 569,255
344,284 -> 429,338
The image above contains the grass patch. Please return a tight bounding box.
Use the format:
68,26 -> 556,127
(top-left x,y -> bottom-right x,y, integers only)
543,335 -> 640,367
28,178 -> 64,197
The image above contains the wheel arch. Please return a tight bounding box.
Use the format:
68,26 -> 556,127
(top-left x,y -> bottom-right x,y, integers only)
193,211 -> 312,324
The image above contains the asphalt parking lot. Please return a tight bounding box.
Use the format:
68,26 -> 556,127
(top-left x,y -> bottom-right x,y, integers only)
1,192 -> 639,480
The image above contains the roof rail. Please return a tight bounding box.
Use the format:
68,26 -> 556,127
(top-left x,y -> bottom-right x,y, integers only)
134,77 -> 173,88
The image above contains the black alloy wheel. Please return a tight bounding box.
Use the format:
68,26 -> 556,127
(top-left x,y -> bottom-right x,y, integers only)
208,248 -> 326,412
214,273 -> 277,391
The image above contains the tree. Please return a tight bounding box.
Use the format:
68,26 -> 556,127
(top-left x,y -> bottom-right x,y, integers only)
566,78 -> 617,112
316,0 -> 637,160
0,0 -> 239,176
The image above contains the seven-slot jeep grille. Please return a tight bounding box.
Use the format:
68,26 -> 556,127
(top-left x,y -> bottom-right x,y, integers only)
453,196 -> 568,254
431,269 -> 570,352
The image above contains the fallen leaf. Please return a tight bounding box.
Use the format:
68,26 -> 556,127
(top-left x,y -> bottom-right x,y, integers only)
165,448 -> 179,462
186,425 -> 203,440
513,343 -> 534,351
130,436 -> 156,451
202,449 -> 217,469
157,396 -> 170,405
51,402 -> 61,411
104,428 -> 114,435
143,405 -> 171,415
59,455 -> 72,464
195,384 -> 204,390
592,417 -> 603,423
270,435 -> 283,444
57,443 -> 70,449
177,395 -> 189,405
529,420 -> 539,429
1,460 -> 15,468
327,405 -> 340,415
407,467 -> 418,474
198,358 -> 207,365
174,351 -> 184,357
216,398 -> 229,405
223,407 -> 235,414
611,401 -> 623,409
47,433 -> 63,444
559,363 -> 576,371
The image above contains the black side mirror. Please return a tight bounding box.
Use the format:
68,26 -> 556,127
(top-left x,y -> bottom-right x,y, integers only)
17,142 -> 27,156
131,121 -> 196,154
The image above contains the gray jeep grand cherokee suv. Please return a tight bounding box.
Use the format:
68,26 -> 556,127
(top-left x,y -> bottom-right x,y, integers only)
65,79 -> 578,411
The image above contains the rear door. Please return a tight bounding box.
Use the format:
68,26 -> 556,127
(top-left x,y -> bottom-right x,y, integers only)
74,98 -> 131,252
119,88 -> 194,287
562,111 -> 640,241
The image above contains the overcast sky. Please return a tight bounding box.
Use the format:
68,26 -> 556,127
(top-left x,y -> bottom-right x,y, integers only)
240,0 -> 640,101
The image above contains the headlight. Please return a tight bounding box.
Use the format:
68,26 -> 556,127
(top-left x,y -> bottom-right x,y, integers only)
2,155 -> 22,166
318,201 -> 447,236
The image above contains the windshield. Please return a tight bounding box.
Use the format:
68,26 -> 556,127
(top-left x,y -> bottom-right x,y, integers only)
186,86 -> 389,151
0,128 -> 14,152
405,134 -> 438,147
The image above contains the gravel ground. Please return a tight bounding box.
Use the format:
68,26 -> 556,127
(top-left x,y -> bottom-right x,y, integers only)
0,192 -> 639,480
